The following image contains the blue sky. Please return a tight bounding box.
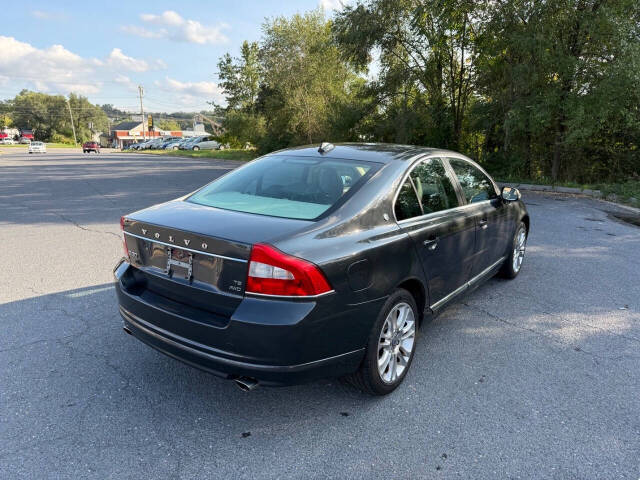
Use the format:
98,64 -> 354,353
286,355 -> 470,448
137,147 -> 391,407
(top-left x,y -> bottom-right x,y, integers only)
1,1 -> 346,112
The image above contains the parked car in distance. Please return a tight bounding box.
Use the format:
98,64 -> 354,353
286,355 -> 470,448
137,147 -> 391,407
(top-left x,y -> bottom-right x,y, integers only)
144,138 -> 168,150
163,139 -> 183,150
178,136 -> 205,149
116,143 -> 529,395
189,136 -> 220,151
131,140 -> 151,150
1,138 -> 16,145
159,137 -> 180,149
19,137 -> 31,144
28,141 -> 46,153
83,141 -> 100,153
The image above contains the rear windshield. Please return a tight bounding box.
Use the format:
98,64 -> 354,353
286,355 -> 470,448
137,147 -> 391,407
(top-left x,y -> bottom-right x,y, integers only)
187,155 -> 379,220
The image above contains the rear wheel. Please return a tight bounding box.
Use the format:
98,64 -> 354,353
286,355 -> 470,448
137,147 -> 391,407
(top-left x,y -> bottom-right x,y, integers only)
346,289 -> 418,395
193,146 -> 200,151
499,221 -> 527,278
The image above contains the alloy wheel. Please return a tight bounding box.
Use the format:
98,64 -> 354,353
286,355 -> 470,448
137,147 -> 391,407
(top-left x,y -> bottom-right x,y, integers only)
377,302 -> 416,384
512,227 -> 527,272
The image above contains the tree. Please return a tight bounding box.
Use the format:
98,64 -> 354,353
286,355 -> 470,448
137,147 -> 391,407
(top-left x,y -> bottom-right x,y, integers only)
216,10 -> 363,151
9,90 -> 108,142
260,10 -> 361,146
333,0 -> 479,149
156,119 -> 181,131
475,0 -> 640,181
217,41 -> 262,112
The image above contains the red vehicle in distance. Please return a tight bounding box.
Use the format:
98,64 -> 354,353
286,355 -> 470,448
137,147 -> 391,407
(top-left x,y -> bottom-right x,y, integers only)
83,141 -> 100,153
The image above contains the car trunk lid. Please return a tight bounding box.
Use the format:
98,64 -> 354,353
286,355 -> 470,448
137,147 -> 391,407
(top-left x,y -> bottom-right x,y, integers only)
121,200 -> 311,322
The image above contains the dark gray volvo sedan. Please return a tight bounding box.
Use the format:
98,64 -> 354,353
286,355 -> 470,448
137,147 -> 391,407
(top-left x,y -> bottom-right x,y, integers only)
115,143 -> 528,395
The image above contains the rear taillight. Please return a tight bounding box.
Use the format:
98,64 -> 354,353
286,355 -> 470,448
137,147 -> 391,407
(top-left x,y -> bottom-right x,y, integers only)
120,216 -> 129,259
246,244 -> 332,297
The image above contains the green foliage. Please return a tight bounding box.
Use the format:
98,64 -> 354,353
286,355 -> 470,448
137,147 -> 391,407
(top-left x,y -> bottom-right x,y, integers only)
8,90 -> 108,143
473,0 -> 640,181
155,119 -> 181,131
217,41 -> 262,111
216,10 -> 363,153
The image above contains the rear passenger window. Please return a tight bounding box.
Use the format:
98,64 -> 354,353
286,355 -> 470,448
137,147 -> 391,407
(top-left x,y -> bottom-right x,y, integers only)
448,158 -> 497,204
394,178 -> 422,221
410,158 -> 460,213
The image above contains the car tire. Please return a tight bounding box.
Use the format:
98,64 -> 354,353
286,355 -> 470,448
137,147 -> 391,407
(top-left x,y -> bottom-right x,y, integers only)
499,221 -> 527,279
346,289 -> 418,395
172,146 -> 179,150
193,146 -> 200,151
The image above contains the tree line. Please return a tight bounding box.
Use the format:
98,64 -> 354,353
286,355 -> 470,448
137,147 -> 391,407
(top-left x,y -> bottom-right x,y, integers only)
0,90 -> 109,143
216,1 -> 640,183
0,92 -> 210,143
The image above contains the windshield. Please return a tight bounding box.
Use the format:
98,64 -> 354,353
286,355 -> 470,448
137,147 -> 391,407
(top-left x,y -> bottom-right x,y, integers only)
187,155 -> 379,220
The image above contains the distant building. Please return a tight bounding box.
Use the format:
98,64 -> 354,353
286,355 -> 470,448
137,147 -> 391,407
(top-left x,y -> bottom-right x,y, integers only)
0,127 -> 20,140
110,121 -> 183,149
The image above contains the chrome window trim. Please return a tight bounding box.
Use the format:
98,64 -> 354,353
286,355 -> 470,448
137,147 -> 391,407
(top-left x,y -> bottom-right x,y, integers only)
392,154 -> 480,224
392,153 -> 501,225
124,231 -> 248,263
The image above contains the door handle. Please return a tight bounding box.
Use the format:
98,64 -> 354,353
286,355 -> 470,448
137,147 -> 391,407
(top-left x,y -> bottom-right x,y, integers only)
423,237 -> 439,251
478,218 -> 488,230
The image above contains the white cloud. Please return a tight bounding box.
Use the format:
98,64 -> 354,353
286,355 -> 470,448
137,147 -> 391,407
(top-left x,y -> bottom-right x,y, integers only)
141,10 -> 184,27
319,0 -> 347,11
0,36 -> 164,96
114,74 -> 137,91
123,10 -> 229,45
0,36 -> 97,94
153,77 -> 225,110
107,48 -> 150,73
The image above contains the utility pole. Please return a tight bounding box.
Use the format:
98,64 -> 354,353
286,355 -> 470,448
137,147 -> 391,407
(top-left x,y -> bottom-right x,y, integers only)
138,85 -> 146,141
66,97 -> 77,145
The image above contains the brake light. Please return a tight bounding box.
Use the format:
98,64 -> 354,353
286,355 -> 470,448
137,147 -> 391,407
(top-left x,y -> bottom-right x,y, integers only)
120,216 -> 129,259
246,244 -> 332,297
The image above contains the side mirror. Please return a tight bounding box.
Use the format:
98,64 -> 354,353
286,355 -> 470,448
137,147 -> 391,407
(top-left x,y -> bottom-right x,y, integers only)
501,186 -> 521,202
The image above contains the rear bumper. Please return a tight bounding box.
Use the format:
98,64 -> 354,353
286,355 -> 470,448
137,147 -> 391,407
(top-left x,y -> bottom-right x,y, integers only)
114,260 -> 376,386
120,306 -> 363,386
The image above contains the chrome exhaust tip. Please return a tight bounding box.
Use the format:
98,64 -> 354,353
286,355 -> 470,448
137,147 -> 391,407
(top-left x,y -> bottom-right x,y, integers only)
123,326 -> 133,335
234,376 -> 259,391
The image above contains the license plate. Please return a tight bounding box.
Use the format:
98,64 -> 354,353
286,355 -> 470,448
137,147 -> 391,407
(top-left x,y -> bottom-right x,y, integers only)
166,247 -> 193,280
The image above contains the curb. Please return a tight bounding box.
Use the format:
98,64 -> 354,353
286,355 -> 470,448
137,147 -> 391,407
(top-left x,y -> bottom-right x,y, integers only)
498,182 -> 602,197
498,182 -> 640,214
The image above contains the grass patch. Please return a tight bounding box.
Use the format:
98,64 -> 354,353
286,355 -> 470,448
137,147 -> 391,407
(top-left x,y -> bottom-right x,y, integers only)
126,148 -> 258,162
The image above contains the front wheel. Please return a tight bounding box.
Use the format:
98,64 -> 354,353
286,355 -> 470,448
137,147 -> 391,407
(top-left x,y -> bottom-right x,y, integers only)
192,146 -> 200,151
346,289 -> 418,395
499,221 -> 527,279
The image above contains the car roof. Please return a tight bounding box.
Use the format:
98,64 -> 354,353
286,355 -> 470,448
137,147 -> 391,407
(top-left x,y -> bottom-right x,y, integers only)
268,142 -> 462,164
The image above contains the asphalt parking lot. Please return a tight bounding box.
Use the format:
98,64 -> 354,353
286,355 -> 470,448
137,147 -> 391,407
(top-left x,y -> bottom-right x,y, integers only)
1,150 -> 639,479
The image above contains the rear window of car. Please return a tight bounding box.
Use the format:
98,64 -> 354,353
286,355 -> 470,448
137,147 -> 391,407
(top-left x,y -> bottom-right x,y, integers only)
187,155 -> 379,220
